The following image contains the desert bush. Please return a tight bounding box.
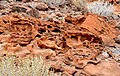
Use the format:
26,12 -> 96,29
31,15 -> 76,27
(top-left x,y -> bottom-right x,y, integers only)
0,55 -> 54,76
87,1 -> 114,17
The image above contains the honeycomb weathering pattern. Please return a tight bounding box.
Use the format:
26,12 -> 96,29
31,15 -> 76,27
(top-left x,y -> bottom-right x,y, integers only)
0,13 -> 119,75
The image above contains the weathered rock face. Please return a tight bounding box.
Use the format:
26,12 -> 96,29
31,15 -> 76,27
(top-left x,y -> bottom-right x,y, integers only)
0,14 -> 39,45
79,14 -> 118,45
84,61 -> 120,76
0,13 -> 119,75
0,0 -> 120,75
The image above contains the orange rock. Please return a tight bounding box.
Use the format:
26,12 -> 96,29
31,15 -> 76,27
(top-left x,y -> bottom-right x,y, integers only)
114,5 -> 120,15
78,14 -> 118,45
37,39 -> 62,49
31,48 -> 56,59
61,65 -> 76,75
84,61 -> 120,76
36,3 -> 48,11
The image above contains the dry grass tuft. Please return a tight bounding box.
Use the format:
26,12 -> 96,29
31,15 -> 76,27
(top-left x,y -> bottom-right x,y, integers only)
0,55 -> 54,76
